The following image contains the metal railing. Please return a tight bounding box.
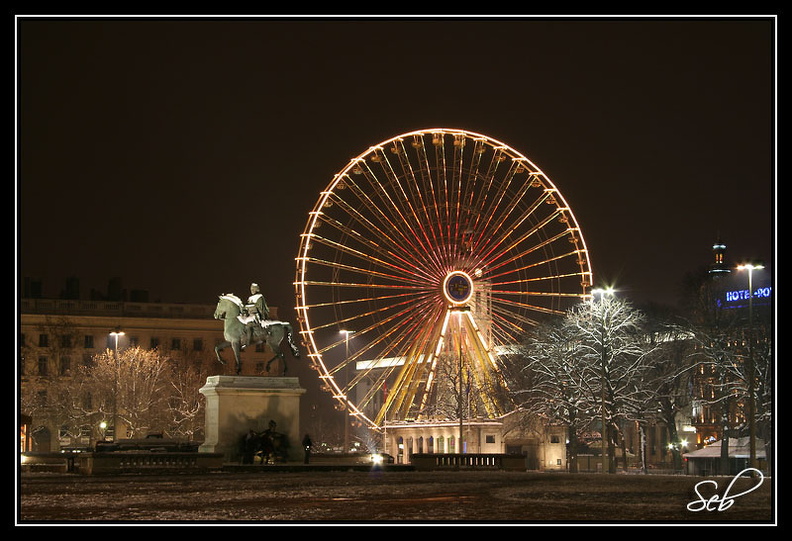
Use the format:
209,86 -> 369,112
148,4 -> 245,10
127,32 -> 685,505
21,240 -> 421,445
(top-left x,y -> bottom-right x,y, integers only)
410,453 -> 526,471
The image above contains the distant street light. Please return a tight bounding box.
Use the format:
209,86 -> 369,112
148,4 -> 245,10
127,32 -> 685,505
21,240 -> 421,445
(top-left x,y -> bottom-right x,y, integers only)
736,263 -> 764,473
109,328 -> 125,442
341,330 -> 353,453
591,287 -> 614,473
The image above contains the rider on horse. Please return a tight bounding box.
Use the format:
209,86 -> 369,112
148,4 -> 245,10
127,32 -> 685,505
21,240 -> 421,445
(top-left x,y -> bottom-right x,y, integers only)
239,283 -> 269,326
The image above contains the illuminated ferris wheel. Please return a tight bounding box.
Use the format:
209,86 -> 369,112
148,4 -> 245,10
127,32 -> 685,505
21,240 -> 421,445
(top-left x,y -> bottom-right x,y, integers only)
294,128 -> 592,430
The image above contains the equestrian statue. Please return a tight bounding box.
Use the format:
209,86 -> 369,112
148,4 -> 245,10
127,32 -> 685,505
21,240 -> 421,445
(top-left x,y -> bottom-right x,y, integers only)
214,283 -> 300,375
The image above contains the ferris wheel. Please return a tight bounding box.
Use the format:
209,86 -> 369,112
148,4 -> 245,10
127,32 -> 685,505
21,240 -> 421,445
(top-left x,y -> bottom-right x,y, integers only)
294,128 -> 592,430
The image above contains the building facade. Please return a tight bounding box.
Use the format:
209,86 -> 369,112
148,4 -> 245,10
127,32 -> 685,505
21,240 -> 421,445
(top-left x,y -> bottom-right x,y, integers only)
380,415 -> 567,471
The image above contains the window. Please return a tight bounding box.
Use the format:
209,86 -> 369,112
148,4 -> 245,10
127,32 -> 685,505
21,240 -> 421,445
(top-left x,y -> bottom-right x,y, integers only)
485,435 -> 496,444
39,334 -> 49,348
171,338 -> 181,350
550,435 -> 560,444
60,335 -> 72,348
150,337 -> 160,349
59,356 -> 71,375
193,338 -> 204,351
38,356 -> 48,376
84,335 -> 94,349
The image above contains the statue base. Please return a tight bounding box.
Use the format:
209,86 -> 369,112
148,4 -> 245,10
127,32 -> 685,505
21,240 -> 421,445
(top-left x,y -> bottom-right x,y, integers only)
198,375 -> 306,463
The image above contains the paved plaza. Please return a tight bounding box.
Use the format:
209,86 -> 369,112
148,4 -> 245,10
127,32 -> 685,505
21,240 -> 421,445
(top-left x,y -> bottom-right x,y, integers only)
18,469 -> 774,525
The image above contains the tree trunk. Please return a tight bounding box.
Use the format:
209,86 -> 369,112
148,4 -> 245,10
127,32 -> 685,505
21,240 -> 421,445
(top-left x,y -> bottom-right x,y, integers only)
607,422 -> 617,473
567,426 -> 579,473
639,423 -> 648,474
618,427 -> 629,471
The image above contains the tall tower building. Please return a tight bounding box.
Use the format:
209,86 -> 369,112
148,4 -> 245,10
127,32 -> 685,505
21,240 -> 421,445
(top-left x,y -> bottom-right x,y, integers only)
708,237 -> 731,278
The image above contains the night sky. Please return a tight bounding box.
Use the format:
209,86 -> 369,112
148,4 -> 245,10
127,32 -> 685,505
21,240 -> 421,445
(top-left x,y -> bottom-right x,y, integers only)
17,16 -> 776,321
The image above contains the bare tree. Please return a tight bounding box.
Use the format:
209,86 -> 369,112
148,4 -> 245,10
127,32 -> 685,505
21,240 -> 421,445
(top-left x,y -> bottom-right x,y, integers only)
512,295 -> 655,473
86,347 -> 172,438
635,317 -> 697,472
166,357 -> 208,441
514,317 -> 596,472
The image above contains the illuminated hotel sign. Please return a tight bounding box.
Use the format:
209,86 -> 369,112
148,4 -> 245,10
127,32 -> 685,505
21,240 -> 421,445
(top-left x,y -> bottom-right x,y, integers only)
721,285 -> 772,309
725,287 -> 772,302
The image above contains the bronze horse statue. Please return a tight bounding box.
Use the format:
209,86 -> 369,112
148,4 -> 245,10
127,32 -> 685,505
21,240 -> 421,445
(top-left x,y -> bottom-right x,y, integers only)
213,294 -> 300,375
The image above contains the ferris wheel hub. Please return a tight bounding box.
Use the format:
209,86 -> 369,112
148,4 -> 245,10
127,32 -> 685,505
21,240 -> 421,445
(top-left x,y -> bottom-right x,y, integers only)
442,270 -> 474,306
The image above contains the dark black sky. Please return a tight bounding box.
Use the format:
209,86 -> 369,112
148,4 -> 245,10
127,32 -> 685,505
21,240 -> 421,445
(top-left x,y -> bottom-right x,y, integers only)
17,16 -> 776,321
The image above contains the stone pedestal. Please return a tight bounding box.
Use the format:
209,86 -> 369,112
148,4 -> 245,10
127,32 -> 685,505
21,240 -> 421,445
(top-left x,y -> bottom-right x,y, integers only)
198,376 -> 306,463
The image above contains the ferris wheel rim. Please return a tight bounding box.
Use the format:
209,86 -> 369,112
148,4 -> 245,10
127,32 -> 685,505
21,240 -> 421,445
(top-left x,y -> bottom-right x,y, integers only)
294,128 -> 593,431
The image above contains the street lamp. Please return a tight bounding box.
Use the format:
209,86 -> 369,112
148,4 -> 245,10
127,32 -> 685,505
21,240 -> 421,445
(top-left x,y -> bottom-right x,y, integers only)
340,330 -> 353,453
109,328 -> 125,442
591,287 -> 614,473
736,262 -> 764,473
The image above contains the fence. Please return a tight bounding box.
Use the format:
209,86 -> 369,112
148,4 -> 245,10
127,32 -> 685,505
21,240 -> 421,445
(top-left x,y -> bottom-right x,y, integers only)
79,452 -> 224,474
410,453 -> 526,471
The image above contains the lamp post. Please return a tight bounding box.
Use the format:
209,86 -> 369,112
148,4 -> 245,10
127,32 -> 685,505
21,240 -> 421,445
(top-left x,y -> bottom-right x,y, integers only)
737,263 -> 764,473
340,330 -> 353,453
592,287 -> 614,473
109,328 -> 124,441
457,309 -> 464,455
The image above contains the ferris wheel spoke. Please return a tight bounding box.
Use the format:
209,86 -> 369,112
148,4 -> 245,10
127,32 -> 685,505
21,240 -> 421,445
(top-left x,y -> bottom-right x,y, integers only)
355,303 -> 446,420
320,202 -> 443,284
341,172 -> 448,276
491,270 -> 591,293
475,192 -> 561,269
313,211 -> 438,283
298,290 -> 425,311
467,170 -> 534,254
302,255 -> 429,289
491,295 -> 568,317
308,293 -> 431,347
372,142 -> 443,258
425,134 -> 460,263
389,138 -> 446,258
350,159 -> 443,265
489,309 -> 539,341
409,135 -> 447,255
465,147 -> 518,245
330,292 -> 439,370
487,249 -> 589,285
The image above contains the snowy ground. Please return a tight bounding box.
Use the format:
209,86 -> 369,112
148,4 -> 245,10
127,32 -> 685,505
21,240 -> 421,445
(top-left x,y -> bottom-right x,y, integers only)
18,468 -> 775,526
